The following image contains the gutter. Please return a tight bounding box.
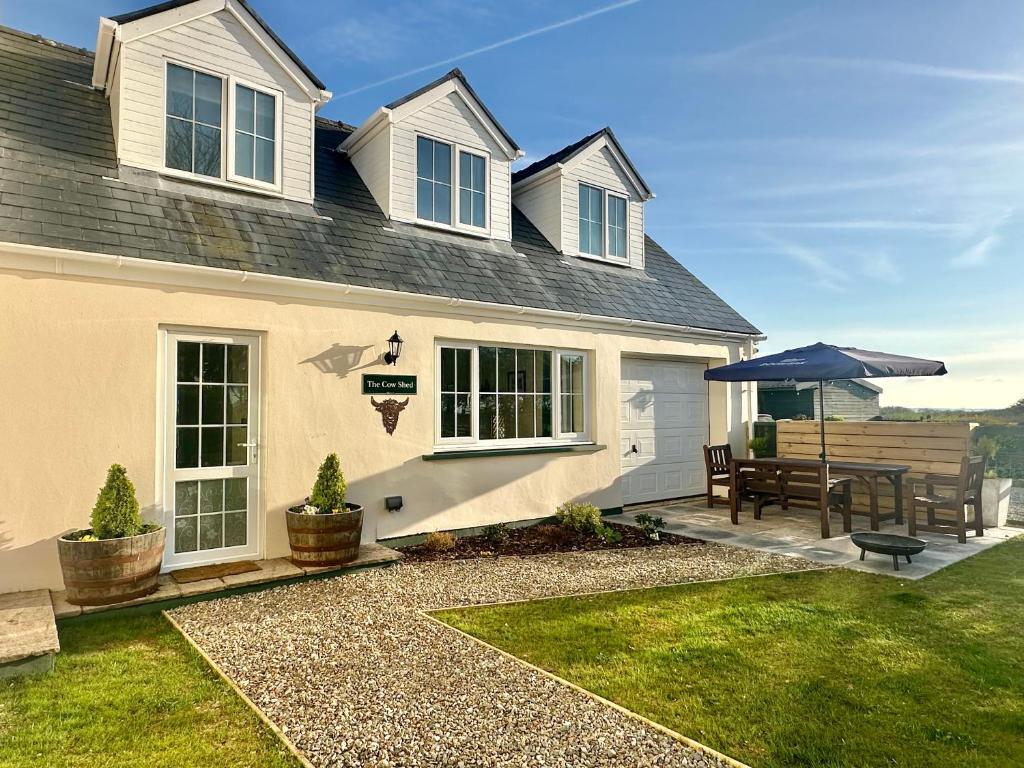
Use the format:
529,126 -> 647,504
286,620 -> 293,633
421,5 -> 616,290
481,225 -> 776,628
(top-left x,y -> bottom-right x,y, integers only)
0,241 -> 765,343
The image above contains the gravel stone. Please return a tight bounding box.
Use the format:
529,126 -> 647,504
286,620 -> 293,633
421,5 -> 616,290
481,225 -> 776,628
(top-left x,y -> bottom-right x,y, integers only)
171,543 -> 818,767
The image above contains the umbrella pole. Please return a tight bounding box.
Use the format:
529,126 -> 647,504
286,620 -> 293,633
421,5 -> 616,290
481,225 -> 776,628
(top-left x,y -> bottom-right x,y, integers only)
819,379 -> 827,463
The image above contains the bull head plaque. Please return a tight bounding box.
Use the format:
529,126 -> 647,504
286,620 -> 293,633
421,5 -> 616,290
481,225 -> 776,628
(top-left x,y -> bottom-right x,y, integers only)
370,397 -> 409,435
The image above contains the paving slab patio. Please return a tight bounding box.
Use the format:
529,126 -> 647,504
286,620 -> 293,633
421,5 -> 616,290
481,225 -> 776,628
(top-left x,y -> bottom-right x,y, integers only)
610,498 -> 1023,579
0,589 -> 59,678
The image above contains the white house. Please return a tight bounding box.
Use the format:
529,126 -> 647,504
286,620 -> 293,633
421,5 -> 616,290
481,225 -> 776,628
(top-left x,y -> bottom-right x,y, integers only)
0,0 -> 762,592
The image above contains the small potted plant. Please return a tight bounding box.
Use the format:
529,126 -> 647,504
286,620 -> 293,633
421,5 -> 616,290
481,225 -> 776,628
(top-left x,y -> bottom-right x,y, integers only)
57,464 -> 165,606
286,453 -> 364,567
976,436 -> 1012,527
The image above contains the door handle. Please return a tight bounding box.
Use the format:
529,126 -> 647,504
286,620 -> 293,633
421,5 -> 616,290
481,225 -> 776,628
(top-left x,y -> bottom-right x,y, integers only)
237,442 -> 258,448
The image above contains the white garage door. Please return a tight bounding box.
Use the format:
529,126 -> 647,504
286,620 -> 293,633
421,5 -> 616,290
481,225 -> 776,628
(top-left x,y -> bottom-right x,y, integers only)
620,358 -> 710,505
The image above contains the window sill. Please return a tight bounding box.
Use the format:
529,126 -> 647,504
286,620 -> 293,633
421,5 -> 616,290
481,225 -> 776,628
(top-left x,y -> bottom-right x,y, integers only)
422,443 -> 605,461
413,218 -> 492,239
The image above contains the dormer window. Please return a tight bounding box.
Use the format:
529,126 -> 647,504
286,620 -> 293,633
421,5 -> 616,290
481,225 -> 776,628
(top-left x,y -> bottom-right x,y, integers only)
416,136 -> 490,232
232,84 -> 277,184
416,136 -> 453,224
607,194 -> 627,258
163,62 -> 283,190
458,151 -> 487,229
166,63 -> 223,178
578,183 -> 604,257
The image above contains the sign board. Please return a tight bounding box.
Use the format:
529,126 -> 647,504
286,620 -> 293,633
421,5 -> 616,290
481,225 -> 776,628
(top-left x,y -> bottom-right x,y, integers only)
362,374 -> 417,396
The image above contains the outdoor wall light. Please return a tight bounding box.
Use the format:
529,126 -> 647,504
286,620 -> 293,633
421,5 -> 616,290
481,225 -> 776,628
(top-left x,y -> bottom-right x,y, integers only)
383,330 -> 403,366
385,495 -> 403,512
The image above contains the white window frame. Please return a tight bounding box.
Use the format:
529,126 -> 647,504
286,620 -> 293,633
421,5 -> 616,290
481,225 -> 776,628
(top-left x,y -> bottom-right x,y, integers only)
606,192 -> 629,261
227,76 -> 284,192
576,182 -> 630,263
162,60 -> 284,194
415,132 -> 491,236
434,341 -> 591,450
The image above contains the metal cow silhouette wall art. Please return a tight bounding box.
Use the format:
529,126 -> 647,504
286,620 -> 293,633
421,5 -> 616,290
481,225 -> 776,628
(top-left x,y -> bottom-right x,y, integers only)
370,397 -> 409,435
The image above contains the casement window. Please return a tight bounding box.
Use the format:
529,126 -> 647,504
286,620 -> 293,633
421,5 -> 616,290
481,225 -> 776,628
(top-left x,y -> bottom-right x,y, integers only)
607,194 -> 628,259
578,183 -> 604,257
436,343 -> 589,447
416,136 -> 453,224
233,84 -> 277,184
164,62 -> 281,189
166,63 -> 223,178
458,151 -> 486,229
416,135 -> 490,232
578,183 -> 629,260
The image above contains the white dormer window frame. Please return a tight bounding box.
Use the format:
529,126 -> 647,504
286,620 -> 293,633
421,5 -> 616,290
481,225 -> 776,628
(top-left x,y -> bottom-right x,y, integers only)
162,59 -> 285,195
414,132 -> 490,237
577,182 -> 629,263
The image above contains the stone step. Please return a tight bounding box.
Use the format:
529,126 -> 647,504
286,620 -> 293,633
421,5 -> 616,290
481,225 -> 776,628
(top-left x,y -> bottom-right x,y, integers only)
0,589 -> 59,679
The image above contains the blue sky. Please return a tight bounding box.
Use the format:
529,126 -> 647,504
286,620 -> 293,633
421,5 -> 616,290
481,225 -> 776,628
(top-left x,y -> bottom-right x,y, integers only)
4,0 -> 1022,408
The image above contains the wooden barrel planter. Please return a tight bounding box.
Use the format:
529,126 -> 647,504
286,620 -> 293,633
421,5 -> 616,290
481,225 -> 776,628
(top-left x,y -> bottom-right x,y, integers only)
286,503 -> 364,567
57,527 -> 166,606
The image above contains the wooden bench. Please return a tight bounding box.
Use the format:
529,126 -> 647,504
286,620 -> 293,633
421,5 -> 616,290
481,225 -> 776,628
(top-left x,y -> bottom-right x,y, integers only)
731,459 -> 854,538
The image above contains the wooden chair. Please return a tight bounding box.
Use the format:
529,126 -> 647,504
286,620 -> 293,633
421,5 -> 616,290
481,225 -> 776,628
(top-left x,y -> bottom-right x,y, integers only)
907,456 -> 985,543
731,460 -> 853,538
703,444 -> 733,508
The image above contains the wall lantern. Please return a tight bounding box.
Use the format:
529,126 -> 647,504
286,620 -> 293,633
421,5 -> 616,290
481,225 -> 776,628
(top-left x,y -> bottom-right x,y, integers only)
383,330 -> 404,366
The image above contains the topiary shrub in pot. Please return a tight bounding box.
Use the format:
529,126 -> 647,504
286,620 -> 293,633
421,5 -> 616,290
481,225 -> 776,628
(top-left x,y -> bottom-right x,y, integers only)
286,453 -> 364,567
57,464 -> 166,606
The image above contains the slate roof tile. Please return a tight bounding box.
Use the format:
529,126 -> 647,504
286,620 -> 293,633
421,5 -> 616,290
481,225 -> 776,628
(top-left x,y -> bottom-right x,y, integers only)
0,24 -> 759,336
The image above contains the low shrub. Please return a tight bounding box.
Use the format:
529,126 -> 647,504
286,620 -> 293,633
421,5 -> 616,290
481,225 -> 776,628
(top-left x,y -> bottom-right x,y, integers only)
422,531 -> 456,552
555,501 -> 604,534
534,524 -> 574,547
481,523 -> 511,547
91,464 -> 143,539
748,436 -> 772,458
634,512 -> 666,540
598,525 -> 623,544
309,453 -> 346,514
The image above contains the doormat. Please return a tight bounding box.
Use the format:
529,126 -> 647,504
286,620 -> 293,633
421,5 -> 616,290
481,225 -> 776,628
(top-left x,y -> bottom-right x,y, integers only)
170,561 -> 260,584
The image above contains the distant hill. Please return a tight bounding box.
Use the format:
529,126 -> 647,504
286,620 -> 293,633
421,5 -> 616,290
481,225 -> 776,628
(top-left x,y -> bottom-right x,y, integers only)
880,398 -> 1024,479
880,398 -> 1023,426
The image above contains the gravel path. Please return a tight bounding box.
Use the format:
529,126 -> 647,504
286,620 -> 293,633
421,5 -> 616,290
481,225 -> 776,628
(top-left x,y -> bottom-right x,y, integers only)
170,543 -> 818,768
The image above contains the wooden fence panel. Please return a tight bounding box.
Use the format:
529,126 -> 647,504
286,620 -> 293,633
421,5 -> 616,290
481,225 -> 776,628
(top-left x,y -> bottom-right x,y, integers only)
776,420 -> 973,516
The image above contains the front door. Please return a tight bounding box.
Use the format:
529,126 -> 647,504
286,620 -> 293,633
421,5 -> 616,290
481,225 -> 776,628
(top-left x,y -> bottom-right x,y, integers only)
163,331 -> 260,569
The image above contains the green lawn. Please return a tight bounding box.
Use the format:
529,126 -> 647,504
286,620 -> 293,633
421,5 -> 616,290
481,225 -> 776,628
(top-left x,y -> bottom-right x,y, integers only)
438,538 -> 1024,768
0,607 -> 300,768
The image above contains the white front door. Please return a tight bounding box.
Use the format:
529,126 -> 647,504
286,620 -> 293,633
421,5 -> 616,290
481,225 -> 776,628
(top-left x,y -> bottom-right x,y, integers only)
620,358 -> 710,505
163,331 -> 261,569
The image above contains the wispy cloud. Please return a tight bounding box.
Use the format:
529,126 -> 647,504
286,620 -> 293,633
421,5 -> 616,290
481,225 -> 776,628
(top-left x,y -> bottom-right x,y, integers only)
334,0 -> 642,98
774,55 -> 1024,85
860,252 -> 901,283
950,233 -> 1000,269
760,235 -> 849,291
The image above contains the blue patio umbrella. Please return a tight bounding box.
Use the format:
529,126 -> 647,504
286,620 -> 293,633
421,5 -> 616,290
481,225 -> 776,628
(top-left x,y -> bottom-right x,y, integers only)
704,342 -> 947,462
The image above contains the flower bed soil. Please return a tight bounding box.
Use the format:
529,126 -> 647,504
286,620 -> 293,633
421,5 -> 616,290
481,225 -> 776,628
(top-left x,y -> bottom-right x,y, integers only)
399,522 -> 702,563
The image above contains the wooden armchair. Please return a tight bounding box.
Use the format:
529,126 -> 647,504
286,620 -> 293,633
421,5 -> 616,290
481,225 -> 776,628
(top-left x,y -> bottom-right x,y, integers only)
703,444 -> 733,508
907,456 -> 985,543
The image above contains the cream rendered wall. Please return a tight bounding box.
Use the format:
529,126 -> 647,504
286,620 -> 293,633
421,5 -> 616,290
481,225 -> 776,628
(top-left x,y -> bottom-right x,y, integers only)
562,145 -> 645,269
511,175 -> 562,251
390,92 -> 513,240
116,9 -> 316,202
0,267 -> 746,592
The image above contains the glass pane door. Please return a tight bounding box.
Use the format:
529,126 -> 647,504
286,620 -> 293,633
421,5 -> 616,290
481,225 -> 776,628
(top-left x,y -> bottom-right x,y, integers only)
164,333 -> 259,568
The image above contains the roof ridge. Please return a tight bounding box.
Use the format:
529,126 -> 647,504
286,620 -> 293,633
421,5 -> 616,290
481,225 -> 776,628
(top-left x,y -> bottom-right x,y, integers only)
0,24 -> 95,59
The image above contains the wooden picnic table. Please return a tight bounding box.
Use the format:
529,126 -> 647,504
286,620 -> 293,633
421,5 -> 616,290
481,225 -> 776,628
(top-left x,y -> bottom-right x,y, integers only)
730,457 -> 912,537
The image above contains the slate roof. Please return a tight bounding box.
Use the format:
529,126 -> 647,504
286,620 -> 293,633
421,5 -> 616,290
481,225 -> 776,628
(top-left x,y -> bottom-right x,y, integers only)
0,25 -> 760,336
511,126 -> 653,198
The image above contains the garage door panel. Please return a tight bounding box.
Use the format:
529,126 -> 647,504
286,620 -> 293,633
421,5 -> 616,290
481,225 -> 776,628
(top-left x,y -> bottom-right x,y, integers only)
620,358 -> 709,505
